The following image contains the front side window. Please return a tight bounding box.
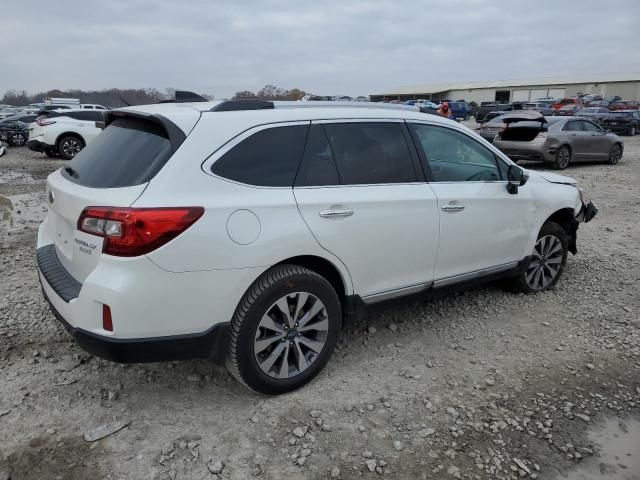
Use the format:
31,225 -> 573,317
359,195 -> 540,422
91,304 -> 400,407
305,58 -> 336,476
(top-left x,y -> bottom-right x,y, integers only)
322,122 -> 418,185
212,125 -> 309,187
410,124 -> 502,182
580,121 -> 601,132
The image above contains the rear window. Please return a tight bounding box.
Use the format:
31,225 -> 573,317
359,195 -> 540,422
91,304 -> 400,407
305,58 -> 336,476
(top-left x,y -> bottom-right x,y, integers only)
61,117 -> 172,188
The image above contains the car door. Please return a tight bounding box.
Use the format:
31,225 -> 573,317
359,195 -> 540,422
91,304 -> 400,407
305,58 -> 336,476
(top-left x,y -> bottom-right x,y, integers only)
579,120 -> 610,158
562,120 -> 589,159
407,122 -> 535,284
294,121 -> 440,301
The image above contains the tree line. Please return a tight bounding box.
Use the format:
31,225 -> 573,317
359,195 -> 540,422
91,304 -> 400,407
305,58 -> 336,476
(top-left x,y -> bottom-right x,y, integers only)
1,84 -> 308,107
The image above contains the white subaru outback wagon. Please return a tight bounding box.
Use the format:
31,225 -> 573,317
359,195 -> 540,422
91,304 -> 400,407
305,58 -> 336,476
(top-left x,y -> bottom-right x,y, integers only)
37,100 -> 598,394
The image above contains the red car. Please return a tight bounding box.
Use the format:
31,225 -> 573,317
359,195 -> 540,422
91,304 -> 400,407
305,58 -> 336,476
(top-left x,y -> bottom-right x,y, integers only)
552,98 -> 582,110
609,100 -> 640,111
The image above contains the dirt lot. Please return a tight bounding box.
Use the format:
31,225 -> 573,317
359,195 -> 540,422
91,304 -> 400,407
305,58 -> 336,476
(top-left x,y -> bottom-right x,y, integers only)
1,129 -> 639,480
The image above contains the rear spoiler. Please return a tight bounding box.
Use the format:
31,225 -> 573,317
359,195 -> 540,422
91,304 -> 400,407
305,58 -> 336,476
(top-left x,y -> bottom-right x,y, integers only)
105,111 -> 187,152
502,113 -> 547,125
158,90 -> 209,104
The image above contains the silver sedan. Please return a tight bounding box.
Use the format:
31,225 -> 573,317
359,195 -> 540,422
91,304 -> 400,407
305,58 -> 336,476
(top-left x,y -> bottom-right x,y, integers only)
493,114 -> 624,170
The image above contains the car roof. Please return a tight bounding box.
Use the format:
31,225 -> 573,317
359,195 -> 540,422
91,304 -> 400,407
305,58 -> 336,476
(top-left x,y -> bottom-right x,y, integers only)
114,101 -> 462,134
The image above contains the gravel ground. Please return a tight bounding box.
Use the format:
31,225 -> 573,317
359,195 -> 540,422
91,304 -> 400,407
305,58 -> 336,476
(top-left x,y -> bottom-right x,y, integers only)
1,129 -> 639,480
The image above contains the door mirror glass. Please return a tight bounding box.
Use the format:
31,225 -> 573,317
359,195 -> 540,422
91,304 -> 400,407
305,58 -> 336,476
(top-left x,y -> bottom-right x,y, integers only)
506,164 -> 528,194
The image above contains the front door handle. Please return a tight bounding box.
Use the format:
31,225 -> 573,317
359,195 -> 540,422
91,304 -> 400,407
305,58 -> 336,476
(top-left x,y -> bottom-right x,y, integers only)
319,209 -> 354,218
441,203 -> 465,213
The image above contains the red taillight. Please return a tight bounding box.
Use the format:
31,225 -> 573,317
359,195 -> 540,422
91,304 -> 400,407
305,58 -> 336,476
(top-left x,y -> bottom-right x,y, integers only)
37,119 -> 56,126
77,207 -> 204,257
103,304 -> 113,331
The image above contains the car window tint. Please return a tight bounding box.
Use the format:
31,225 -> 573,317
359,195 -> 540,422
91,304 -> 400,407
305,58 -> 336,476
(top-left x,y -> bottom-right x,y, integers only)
563,121 -> 583,132
410,124 -> 501,182
295,125 -> 339,187
212,125 -> 309,187
581,121 -> 600,132
322,122 -> 417,185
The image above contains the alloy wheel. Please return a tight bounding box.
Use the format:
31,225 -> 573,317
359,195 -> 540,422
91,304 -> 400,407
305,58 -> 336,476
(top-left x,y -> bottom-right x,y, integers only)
61,138 -> 82,157
10,133 -> 26,146
525,235 -> 563,291
557,147 -> 570,169
254,292 -> 329,379
610,144 -> 622,164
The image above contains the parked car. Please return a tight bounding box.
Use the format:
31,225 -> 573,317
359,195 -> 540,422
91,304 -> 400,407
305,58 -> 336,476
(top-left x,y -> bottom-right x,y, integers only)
575,107 -> 611,124
609,100 -> 640,111
0,107 -> 25,120
0,113 -> 38,126
523,102 -> 554,116
35,99 -> 598,394
447,101 -> 471,120
553,104 -> 582,116
493,113 -> 623,169
80,104 -> 108,110
581,94 -> 603,104
475,103 -> 510,123
552,98 -> 581,110
27,109 -> 106,159
476,114 -> 507,142
416,100 -> 439,110
0,121 -> 29,146
600,110 -> 640,136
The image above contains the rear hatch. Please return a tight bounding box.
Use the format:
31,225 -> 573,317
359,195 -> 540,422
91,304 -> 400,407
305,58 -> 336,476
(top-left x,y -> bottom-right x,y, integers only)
602,112 -> 633,126
43,110 -> 199,282
496,112 -> 547,142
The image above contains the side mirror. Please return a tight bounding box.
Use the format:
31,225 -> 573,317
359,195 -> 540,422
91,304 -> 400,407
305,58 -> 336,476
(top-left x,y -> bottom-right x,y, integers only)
506,164 -> 528,194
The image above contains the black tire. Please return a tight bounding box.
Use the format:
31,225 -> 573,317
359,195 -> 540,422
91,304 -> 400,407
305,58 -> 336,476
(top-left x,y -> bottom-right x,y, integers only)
226,265 -> 341,395
57,135 -> 84,160
553,145 -> 571,170
607,143 -> 622,165
508,221 -> 568,294
7,133 -> 27,146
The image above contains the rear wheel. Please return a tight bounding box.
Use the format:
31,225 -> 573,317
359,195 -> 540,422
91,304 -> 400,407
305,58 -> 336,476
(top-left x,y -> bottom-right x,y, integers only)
8,132 -> 27,146
226,265 -> 341,395
509,222 -> 568,294
607,143 -> 622,165
553,145 -> 571,170
57,135 -> 84,160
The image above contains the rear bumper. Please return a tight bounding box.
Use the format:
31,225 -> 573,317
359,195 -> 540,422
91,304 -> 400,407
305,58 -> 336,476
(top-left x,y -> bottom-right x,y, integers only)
27,139 -> 49,152
602,124 -> 633,134
41,284 -> 229,363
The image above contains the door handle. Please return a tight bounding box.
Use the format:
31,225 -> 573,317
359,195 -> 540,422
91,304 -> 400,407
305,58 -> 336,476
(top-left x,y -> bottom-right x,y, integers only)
319,209 -> 354,218
441,204 -> 465,212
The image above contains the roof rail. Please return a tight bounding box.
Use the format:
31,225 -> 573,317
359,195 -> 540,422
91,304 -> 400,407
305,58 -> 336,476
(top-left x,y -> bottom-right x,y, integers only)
211,100 -> 274,112
274,101 -> 420,111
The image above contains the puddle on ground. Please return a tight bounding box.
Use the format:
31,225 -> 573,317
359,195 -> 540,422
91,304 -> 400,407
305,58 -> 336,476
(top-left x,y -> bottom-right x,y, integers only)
0,193 -> 47,237
0,169 -> 36,184
557,417 -> 640,480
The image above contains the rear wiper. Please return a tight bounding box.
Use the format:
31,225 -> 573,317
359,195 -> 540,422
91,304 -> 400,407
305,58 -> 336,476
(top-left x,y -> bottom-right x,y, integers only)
64,166 -> 79,178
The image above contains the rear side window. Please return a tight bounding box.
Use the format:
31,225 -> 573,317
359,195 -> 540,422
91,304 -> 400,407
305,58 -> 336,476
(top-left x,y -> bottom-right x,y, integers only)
563,121 -> 582,132
212,125 -> 309,187
322,122 -> 418,185
295,125 -> 340,187
61,117 -> 172,188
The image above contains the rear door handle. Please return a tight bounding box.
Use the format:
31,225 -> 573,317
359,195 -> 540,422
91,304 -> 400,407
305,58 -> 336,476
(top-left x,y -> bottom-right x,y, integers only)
319,209 -> 354,218
441,203 -> 465,212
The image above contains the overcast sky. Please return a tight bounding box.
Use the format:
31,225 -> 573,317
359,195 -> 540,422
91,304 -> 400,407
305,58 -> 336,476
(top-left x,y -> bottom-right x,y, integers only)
2,0 -> 639,98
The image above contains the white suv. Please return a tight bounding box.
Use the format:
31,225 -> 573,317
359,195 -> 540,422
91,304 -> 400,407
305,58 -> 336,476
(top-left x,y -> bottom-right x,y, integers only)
36,100 -> 598,394
27,109 -> 106,159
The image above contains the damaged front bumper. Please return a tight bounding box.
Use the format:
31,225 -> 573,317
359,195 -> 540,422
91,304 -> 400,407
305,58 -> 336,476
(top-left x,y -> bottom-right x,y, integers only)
577,201 -> 598,223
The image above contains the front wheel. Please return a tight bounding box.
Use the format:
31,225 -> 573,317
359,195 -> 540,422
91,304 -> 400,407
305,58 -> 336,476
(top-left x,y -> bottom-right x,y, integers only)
8,133 -> 27,146
607,143 -> 622,165
553,145 -> 571,170
509,222 -> 568,294
226,265 -> 341,395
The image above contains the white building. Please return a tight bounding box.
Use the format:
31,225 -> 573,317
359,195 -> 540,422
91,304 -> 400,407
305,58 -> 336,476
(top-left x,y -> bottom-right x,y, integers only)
370,73 -> 640,103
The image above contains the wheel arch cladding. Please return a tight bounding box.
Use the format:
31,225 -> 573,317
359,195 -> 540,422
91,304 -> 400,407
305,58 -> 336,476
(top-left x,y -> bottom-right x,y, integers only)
275,255 -> 347,315
546,208 -> 578,254
57,132 -> 86,147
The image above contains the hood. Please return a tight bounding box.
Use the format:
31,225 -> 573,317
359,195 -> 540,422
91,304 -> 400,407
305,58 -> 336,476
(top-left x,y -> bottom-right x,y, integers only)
535,171 -> 577,185
501,111 -> 546,124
